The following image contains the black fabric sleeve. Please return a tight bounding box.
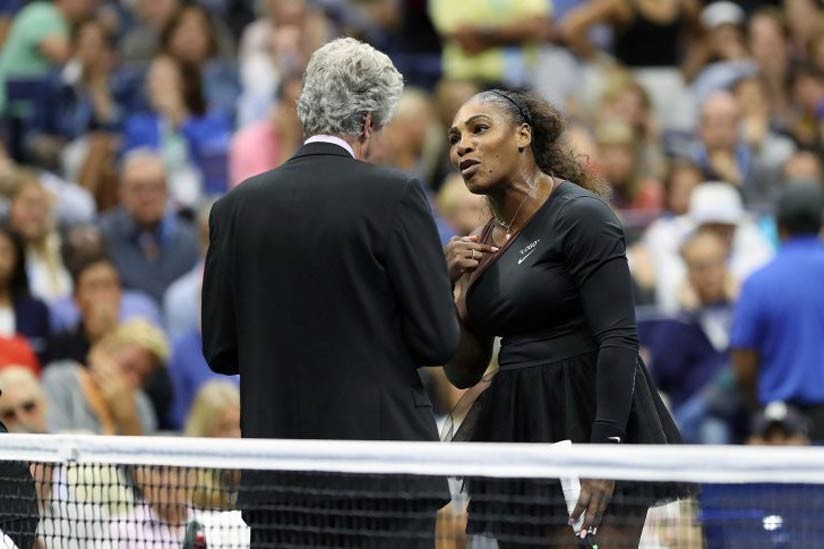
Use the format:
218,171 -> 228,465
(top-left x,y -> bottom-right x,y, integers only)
556,196 -> 639,443
201,200 -> 240,375
385,178 -> 460,366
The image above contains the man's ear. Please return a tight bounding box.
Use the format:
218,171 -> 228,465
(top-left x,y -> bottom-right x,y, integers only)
360,112 -> 374,143
517,123 -> 532,152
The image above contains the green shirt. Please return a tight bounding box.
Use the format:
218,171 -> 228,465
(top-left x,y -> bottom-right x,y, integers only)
0,1 -> 69,112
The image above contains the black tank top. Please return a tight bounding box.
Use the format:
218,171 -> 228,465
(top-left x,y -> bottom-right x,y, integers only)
612,3 -> 684,67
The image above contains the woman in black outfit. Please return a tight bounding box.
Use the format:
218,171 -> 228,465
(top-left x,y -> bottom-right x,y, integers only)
443,90 -> 689,548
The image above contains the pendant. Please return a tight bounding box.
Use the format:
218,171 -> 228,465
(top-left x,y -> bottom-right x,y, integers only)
505,232 -> 511,241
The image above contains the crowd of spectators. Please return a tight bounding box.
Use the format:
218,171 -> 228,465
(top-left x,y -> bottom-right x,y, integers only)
0,0 -> 823,455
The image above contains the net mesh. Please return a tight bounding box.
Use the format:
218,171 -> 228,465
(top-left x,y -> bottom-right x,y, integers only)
0,434 -> 821,548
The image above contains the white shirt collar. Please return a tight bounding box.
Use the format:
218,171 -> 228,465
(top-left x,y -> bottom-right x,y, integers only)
304,135 -> 356,158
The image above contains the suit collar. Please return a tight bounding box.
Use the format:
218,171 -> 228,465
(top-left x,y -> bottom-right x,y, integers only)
291,142 -> 356,160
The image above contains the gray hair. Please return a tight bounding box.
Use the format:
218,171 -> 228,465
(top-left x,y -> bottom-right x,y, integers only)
297,37 -> 404,138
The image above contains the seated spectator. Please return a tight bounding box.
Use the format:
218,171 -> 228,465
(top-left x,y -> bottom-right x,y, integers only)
184,381 -> 241,509
428,0 -> 550,87
228,71 -> 303,188
159,3 -> 238,120
120,0 -> 180,64
237,0 -> 331,127
435,174 -> 488,237
99,150 -> 199,304
123,56 -> 232,209
0,0 -> 95,113
650,182 -> 773,311
0,366 -> 48,433
28,19 -> 140,175
747,8 -> 793,130
7,168 -> 72,303
0,334 -> 38,374
593,121 -> 663,217
787,61 -> 824,154
430,79 -> 479,191
782,149 -> 823,186
747,401 -> 811,446
644,231 -> 740,444
0,224 -> 49,361
49,223 -> 161,333
42,318 -> 168,435
732,182 -> 824,441
163,201 -> 209,341
690,90 -> 795,205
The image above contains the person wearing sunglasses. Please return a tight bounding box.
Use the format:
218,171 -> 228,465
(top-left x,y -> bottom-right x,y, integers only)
0,365 -> 47,434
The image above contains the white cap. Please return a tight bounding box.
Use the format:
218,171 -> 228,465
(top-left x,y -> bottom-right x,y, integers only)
701,1 -> 746,29
689,182 -> 744,226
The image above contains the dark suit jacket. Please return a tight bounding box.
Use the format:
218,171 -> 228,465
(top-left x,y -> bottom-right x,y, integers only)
202,142 -> 459,442
13,294 -> 50,362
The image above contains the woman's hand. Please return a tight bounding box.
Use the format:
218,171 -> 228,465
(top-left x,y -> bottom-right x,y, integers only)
570,478 -> 615,536
445,235 -> 498,283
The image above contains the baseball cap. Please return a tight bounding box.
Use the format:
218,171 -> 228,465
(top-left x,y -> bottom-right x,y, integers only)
688,182 -> 744,226
752,401 -> 809,438
701,1 -> 746,29
776,182 -> 824,235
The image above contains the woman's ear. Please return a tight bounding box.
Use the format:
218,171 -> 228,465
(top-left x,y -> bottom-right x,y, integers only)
516,123 -> 532,152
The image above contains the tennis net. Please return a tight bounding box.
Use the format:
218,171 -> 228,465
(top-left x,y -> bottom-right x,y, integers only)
1,434 -> 823,548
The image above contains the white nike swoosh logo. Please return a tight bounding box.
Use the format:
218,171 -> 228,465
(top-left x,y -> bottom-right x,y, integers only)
517,249 -> 537,265
608,436 -> 622,443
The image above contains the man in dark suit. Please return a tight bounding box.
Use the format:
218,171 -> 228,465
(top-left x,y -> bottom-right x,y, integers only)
202,37 -> 460,547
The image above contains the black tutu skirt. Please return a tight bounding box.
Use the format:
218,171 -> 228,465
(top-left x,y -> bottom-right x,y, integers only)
444,350 -> 695,545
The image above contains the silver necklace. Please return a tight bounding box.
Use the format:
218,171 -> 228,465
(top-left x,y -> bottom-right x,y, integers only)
492,193 -> 530,241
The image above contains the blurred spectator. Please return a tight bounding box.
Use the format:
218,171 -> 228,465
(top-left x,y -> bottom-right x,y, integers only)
435,174 -> 488,237
562,0 -> 701,129
28,19 -> 136,173
49,223 -> 161,333
123,55 -> 232,208
645,230 -> 740,444
691,90 -> 794,205
428,0 -> 550,87
784,0 -> 823,60
0,366 -> 48,433
747,8 -> 793,128
0,0 -> 96,113
684,1 -> 752,86
0,334 -> 39,374
42,318 -> 167,435
732,182 -> 824,441
593,121 -> 663,215
163,202 -> 209,341
733,75 -> 779,157
120,0 -> 179,64
7,168 -> 72,303
747,401 -> 811,446
782,149 -> 823,185
229,71 -> 302,188
99,150 -> 199,304
160,3 -> 238,120
0,224 -> 49,361
787,61 -> 824,153
237,0 -> 331,127
651,182 -> 773,312
46,253 -> 125,363
430,78 -> 479,190
183,380 -> 240,439
747,400 -> 811,446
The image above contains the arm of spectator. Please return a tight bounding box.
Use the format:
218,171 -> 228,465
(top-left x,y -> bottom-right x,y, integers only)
559,0 -> 628,60
385,178 -> 460,366
732,349 -> 759,411
454,14 -> 550,54
75,133 -> 119,210
38,34 -> 70,65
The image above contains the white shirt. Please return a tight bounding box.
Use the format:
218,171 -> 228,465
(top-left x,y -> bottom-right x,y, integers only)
304,135 -> 356,158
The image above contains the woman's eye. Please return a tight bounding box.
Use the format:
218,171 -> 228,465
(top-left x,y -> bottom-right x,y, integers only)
449,135 -> 460,145
474,125 -> 488,134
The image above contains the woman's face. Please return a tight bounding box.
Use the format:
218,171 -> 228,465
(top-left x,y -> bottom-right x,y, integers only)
448,99 -> 527,194
735,78 -> 768,116
10,184 -> 51,243
597,143 -> 636,186
76,23 -> 111,72
168,9 -> 211,65
0,233 -> 16,288
147,56 -> 182,108
667,166 -> 702,215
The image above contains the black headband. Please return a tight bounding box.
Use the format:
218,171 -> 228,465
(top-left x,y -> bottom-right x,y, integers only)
490,90 -> 531,125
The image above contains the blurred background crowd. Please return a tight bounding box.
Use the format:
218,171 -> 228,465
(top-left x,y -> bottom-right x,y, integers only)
0,0 -> 823,453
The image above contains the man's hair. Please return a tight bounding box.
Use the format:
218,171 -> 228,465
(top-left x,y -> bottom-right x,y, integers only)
297,37 -> 404,138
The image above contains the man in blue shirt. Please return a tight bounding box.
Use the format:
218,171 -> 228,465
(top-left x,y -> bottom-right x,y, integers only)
731,182 -> 824,440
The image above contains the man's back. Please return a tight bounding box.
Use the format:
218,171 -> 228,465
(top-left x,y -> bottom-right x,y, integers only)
732,237 -> 824,405
203,143 -> 459,442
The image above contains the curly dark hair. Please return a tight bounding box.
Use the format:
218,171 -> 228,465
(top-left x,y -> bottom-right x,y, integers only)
476,89 -> 609,197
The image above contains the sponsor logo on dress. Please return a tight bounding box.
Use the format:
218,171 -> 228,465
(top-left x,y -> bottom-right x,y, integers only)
517,240 -> 540,265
